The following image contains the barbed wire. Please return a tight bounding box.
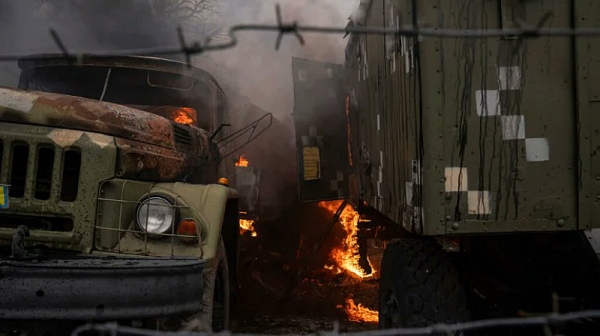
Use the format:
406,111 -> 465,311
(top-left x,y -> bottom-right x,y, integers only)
2,5 -> 600,64
71,309 -> 600,336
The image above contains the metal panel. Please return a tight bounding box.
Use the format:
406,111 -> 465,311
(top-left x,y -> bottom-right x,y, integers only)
431,0 -> 577,233
575,0 -> 600,230
0,255 -> 204,319
346,0 -> 422,233
347,0 -> 582,235
292,57 -> 349,202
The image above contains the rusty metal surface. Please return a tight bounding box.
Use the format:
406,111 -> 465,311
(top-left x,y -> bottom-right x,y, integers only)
0,254 -> 204,320
0,87 -> 177,149
115,137 -> 216,183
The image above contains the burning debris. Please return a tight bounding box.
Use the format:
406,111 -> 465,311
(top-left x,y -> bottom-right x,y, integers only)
339,297 -> 378,323
240,218 -> 257,237
236,155 -> 250,167
318,201 -> 374,278
173,107 -> 196,125
315,201 -> 378,324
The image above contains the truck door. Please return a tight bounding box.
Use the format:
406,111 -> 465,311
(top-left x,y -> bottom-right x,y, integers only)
292,57 -> 350,202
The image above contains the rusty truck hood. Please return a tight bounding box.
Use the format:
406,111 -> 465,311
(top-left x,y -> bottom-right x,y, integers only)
0,87 -> 179,149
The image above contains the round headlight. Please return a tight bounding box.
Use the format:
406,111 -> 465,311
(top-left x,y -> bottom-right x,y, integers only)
135,196 -> 175,235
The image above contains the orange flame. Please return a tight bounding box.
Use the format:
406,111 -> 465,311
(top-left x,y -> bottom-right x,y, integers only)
239,219 -> 257,237
236,155 -> 249,167
338,298 -> 378,323
173,107 -> 196,125
319,201 -> 373,278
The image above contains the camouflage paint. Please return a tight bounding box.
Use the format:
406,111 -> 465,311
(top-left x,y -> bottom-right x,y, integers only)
0,121 -> 116,252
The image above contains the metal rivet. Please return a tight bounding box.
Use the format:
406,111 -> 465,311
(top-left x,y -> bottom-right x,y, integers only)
445,215 -> 452,221
451,222 -> 460,230
557,219 -> 565,227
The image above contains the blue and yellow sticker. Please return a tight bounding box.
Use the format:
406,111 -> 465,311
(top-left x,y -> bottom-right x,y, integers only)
0,185 -> 9,209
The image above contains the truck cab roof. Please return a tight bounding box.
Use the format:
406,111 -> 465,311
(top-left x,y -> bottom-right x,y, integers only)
16,55 -> 227,131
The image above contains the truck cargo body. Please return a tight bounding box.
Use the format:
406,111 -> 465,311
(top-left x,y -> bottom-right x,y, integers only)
345,0 -> 600,236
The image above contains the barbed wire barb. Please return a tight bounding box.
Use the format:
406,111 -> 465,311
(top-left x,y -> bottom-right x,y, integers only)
274,4 -> 305,51
0,8 -> 600,63
177,26 -> 194,67
69,309 -> 600,336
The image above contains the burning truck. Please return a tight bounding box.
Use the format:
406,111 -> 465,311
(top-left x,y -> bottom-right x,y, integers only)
0,55 -> 270,334
292,0 -> 600,330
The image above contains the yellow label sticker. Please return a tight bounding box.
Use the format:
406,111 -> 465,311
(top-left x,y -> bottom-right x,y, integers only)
303,147 -> 321,181
0,185 -> 7,209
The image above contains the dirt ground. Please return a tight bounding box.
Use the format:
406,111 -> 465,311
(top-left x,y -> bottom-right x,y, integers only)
231,204 -> 382,334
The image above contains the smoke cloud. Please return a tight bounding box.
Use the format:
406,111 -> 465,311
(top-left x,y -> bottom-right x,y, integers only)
0,0 -> 358,217
198,0 -> 358,125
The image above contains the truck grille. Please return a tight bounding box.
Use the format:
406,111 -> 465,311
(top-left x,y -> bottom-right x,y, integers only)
1,140 -> 82,203
0,122 -> 116,251
173,124 -> 192,146
0,213 -> 73,232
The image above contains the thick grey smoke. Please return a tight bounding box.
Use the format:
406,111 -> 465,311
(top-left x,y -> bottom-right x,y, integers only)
197,0 -> 358,126
195,0 -> 358,217
0,0 -> 359,218
0,0 -> 221,86
0,0 -> 357,118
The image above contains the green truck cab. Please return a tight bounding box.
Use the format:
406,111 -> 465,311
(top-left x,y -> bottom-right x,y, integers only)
0,55 -> 242,333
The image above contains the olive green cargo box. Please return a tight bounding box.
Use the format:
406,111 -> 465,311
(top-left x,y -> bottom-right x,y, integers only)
341,0 -> 600,235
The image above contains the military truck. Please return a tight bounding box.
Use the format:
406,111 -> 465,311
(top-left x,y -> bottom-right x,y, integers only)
0,55 -> 269,334
293,0 -> 600,328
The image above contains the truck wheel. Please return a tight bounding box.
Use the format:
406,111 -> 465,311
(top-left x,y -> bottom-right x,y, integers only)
379,238 -> 469,328
182,239 -> 230,332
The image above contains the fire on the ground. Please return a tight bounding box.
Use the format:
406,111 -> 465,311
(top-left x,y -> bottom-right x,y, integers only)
319,201 -> 378,323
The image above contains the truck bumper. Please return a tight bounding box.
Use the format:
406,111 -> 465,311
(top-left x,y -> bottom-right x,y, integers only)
0,254 -> 205,320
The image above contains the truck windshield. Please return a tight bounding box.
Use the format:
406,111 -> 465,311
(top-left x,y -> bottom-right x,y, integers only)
18,65 -> 211,129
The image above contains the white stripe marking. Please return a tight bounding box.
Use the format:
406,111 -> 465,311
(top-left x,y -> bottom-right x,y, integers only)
501,115 -> 526,140
0,89 -> 36,113
525,138 -> 549,162
475,90 -> 501,116
468,191 -> 491,215
498,66 -> 522,91
405,182 -> 413,205
445,167 -> 468,192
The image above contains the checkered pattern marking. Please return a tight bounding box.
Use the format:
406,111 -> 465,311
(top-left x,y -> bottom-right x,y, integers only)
475,66 -> 549,162
444,167 -> 491,215
404,160 -> 423,231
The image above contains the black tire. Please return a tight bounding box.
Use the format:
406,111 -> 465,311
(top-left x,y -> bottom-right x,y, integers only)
379,238 -> 470,328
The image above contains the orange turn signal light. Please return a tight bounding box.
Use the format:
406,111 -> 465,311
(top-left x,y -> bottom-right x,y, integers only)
218,177 -> 229,186
177,218 -> 198,243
